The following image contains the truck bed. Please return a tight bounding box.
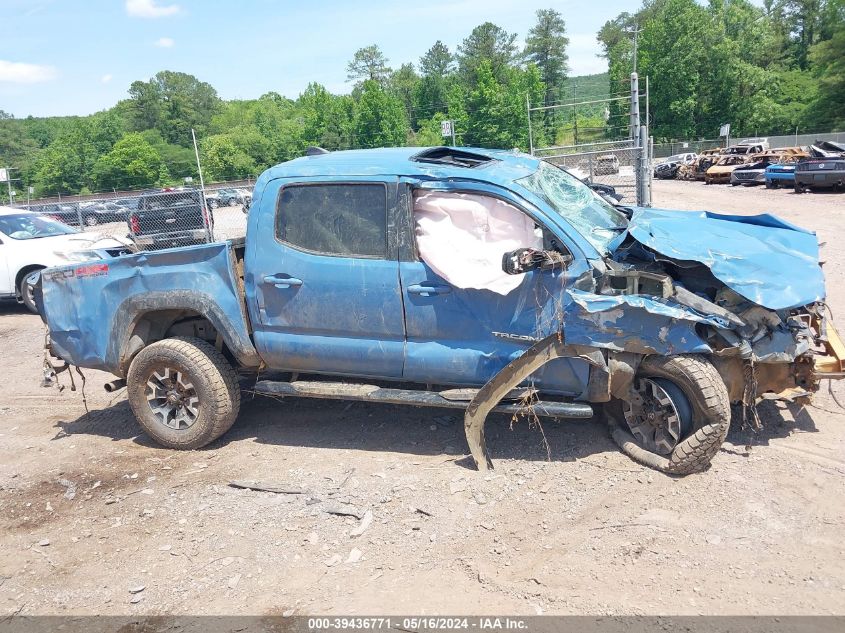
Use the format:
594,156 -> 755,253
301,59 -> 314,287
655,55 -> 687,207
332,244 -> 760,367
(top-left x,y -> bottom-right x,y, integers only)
41,238 -> 253,374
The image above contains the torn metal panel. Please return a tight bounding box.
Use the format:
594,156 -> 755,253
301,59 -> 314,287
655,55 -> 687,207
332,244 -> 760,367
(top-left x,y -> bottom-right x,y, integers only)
623,208 -> 825,310
464,335 -> 604,471
42,241 -> 259,374
562,288 -> 719,356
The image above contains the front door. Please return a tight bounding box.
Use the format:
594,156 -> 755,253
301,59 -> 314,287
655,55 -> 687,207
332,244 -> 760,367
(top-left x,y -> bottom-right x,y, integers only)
398,183 -> 591,395
250,178 -> 405,379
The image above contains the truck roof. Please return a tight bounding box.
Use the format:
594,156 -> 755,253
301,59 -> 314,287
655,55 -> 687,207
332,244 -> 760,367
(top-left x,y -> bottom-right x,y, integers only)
259,147 -> 542,186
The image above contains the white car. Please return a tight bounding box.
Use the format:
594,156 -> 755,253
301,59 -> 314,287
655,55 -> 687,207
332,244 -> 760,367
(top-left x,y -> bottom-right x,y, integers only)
0,206 -> 134,313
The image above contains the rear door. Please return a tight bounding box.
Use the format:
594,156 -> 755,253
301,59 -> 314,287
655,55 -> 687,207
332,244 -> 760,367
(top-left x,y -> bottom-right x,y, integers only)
249,178 -> 406,379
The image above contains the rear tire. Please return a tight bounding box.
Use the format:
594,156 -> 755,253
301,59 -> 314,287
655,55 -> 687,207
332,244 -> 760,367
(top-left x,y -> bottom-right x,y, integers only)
609,355 -> 730,475
84,215 -> 98,226
127,337 -> 240,449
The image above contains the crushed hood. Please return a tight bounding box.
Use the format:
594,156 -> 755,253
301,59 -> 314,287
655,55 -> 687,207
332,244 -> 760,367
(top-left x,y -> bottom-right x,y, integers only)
621,208 -> 825,310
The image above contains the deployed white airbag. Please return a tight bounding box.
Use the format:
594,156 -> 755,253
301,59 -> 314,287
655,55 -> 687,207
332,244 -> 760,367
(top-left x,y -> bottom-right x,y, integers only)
413,191 -> 542,295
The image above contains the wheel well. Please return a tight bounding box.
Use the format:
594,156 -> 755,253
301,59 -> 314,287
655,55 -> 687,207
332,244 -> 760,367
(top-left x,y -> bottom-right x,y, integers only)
122,309 -> 236,373
15,265 -> 46,294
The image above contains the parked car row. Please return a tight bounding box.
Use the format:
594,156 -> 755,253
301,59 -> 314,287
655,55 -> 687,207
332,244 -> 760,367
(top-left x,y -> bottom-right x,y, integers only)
205,187 -> 252,209
655,138 -> 845,193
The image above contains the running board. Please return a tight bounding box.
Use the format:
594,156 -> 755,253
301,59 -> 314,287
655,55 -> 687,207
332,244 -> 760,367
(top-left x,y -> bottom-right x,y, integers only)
253,380 -> 594,419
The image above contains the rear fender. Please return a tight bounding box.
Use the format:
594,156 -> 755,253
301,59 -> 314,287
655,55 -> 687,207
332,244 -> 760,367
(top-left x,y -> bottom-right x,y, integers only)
112,290 -> 261,375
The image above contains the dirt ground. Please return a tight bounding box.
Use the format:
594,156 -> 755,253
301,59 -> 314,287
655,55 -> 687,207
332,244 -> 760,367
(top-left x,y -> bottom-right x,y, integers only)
1,180 -> 844,617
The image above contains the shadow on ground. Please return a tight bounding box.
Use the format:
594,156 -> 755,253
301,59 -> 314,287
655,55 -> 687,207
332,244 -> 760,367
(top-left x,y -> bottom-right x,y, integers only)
51,387 -> 823,470
52,388 -> 618,467
725,400 -> 819,453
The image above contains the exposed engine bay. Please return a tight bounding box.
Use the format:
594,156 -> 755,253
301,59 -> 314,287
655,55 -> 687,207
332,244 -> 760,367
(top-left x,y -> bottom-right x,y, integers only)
500,207 -> 845,417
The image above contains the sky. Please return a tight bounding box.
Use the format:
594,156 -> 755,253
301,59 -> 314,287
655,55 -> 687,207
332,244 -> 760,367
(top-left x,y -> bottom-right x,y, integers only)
0,0 -> 640,118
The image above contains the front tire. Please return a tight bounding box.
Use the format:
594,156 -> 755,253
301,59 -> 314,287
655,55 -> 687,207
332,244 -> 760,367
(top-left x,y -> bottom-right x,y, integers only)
19,271 -> 41,314
127,337 -> 240,449
609,355 -> 730,474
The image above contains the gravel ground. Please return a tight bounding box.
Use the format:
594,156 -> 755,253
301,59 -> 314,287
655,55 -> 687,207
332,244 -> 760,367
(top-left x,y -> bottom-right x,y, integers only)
1,180 -> 844,616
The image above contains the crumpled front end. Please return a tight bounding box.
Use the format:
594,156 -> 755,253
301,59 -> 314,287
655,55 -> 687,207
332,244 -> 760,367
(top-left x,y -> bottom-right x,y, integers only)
561,208 -> 844,412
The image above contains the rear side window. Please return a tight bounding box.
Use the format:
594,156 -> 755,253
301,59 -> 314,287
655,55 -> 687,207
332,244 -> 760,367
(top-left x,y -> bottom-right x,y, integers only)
275,184 -> 387,258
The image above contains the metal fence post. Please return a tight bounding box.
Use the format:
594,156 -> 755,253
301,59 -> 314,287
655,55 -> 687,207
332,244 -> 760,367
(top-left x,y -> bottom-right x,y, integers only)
630,72 -> 640,140
635,125 -> 651,207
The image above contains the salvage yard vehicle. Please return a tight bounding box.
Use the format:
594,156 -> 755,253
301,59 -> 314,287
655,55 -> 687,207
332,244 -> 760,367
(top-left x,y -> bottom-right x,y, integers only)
654,153 -> 697,180
679,148 -> 723,181
794,158 -> 845,192
0,206 -> 133,313
593,154 -> 620,175
730,149 -> 807,187
765,162 -> 799,188
705,154 -> 751,184
37,147 -> 845,475
724,138 -> 769,155
128,189 -> 214,250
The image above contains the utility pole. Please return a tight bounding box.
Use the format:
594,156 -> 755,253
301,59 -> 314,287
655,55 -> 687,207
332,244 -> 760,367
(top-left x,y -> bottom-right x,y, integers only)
630,24 -> 642,75
572,82 -> 579,146
526,95 -> 533,155
630,73 -> 640,141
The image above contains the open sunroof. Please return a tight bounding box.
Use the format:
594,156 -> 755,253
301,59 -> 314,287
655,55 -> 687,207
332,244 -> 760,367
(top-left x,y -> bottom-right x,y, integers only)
410,147 -> 496,168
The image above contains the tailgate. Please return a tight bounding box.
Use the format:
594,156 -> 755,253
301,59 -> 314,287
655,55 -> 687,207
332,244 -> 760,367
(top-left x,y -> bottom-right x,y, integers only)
133,203 -> 206,235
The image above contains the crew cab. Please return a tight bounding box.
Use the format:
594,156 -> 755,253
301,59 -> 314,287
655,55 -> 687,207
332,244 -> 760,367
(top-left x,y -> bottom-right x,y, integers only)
37,147 -> 845,475
0,206 -> 133,312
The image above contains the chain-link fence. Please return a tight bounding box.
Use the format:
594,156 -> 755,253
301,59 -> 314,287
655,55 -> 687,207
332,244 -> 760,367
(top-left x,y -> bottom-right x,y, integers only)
652,131 -> 845,159
12,182 -> 252,251
535,140 -> 643,204
529,73 -> 652,207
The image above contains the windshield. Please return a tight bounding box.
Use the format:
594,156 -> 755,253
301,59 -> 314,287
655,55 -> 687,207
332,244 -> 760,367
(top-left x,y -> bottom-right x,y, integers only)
517,161 -> 629,254
0,213 -> 79,240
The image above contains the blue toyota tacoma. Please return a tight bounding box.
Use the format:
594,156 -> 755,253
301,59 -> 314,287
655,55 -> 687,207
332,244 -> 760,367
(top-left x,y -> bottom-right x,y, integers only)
38,147 -> 845,474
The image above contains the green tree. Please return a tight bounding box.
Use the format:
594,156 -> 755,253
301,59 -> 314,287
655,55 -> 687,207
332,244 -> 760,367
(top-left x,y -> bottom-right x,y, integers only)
420,41 -> 454,77
128,71 -> 221,145
414,41 -> 455,122
298,83 -> 354,150
464,61 -> 545,150
525,9 -> 570,138
353,80 -> 408,148
389,63 -> 420,127
346,45 -> 392,84
525,9 -> 569,102
139,129 -> 198,181
638,0 -> 711,139
457,22 -> 519,84
804,16 -> 845,128
93,132 -> 163,190
201,134 -> 257,181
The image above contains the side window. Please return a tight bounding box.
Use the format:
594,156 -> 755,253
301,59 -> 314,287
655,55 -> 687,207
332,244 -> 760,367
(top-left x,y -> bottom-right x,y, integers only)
276,184 -> 387,258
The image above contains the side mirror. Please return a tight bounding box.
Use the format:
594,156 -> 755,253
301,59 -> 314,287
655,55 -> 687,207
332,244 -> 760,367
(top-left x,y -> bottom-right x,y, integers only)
502,248 -> 572,275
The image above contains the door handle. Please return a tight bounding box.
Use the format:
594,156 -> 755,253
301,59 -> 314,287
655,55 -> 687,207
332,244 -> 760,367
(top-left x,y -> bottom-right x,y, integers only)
263,275 -> 303,289
408,283 -> 451,297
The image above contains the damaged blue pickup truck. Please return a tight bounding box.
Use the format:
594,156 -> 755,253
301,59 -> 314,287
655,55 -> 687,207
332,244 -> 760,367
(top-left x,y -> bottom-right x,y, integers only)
38,147 -> 845,474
